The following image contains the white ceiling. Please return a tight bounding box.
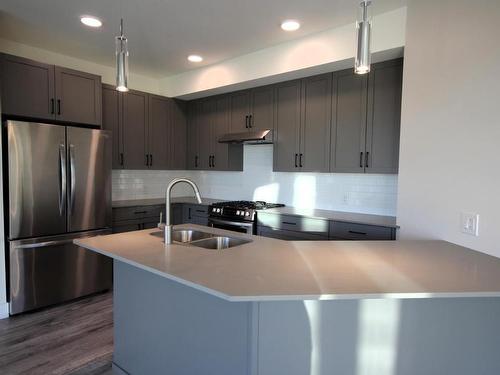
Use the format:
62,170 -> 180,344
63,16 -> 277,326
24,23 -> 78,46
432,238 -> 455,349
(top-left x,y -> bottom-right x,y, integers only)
0,0 -> 407,78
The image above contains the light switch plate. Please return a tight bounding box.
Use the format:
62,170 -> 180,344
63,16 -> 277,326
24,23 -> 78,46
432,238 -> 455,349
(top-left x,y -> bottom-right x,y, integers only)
461,212 -> 479,236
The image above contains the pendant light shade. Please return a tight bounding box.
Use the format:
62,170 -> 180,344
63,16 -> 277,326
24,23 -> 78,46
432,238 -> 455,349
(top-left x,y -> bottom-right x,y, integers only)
116,19 -> 129,92
355,0 -> 372,75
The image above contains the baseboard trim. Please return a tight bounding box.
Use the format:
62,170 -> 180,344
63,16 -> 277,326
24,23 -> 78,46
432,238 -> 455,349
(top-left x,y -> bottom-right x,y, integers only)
0,302 -> 9,319
112,363 -> 130,375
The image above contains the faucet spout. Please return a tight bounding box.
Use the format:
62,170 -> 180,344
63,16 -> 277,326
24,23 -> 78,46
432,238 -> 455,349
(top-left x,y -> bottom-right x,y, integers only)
164,178 -> 202,245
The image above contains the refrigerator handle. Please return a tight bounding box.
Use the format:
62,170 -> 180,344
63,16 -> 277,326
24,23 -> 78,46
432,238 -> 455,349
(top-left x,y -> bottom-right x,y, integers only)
69,144 -> 76,216
59,144 -> 67,216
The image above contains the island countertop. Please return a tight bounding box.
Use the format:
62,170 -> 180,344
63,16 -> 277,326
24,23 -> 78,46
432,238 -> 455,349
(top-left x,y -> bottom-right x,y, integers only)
75,224 -> 500,302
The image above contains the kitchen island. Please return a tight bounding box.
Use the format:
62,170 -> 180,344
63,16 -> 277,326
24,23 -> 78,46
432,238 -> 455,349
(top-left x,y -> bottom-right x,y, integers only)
76,225 -> 500,375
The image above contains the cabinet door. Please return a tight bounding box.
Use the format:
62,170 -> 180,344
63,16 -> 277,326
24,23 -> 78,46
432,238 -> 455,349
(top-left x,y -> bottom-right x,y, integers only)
54,66 -> 101,126
229,91 -> 250,132
122,90 -> 148,169
197,99 -> 213,170
331,69 -> 368,173
300,74 -> 332,172
257,226 -> 328,241
148,95 -> 170,170
0,54 -> 55,120
211,95 -> 230,170
250,86 -> 274,131
170,99 -> 187,170
365,59 -> 403,174
273,80 -> 301,172
102,84 -> 123,169
186,101 -> 200,170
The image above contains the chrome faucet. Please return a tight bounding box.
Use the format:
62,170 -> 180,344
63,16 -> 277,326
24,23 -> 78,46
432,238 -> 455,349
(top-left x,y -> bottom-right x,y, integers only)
164,178 -> 202,244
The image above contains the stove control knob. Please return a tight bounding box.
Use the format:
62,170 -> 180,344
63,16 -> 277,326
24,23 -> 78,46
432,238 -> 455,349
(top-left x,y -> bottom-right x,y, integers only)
245,212 -> 250,217
217,208 -> 221,213
236,210 -> 240,215
212,208 -> 216,212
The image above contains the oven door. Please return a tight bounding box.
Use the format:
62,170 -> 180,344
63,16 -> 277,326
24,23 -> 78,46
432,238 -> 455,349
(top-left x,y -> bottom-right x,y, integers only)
208,217 -> 255,234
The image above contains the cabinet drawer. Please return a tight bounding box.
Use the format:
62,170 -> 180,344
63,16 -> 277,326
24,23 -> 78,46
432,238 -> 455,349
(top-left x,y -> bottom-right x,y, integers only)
183,204 -> 209,218
257,212 -> 329,236
329,221 -> 394,240
257,226 -> 328,241
113,205 -> 164,221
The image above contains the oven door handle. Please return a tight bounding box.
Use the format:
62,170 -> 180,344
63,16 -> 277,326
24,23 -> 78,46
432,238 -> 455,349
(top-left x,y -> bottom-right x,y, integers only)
208,217 -> 254,229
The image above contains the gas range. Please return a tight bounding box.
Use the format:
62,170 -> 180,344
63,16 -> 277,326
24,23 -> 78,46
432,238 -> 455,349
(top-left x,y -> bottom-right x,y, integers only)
208,201 -> 284,234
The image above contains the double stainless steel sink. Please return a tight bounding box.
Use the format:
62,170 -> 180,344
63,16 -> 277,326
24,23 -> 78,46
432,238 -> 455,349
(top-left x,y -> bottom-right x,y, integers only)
151,229 -> 252,250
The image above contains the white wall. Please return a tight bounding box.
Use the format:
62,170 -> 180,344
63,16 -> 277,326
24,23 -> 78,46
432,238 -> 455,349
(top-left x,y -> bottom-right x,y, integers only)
160,8 -> 406,99
0,38 -> 161,95
113,145 -> 398,216
397,0 -> 500,256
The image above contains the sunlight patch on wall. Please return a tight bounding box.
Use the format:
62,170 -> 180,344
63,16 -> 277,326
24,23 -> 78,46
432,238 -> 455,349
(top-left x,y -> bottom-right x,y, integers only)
252,182 -> 280,203
293,175 -> 317,209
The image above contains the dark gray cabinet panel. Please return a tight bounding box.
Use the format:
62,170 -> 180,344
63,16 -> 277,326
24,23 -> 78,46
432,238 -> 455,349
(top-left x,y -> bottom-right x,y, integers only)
186,101 -> 200,169
329,221 -> 396,240
229,91 -> 250,132
257,226 -> 328,241
249,86 -> 274,131
112,205 -> 164,233
102,84 -> 123,169
212,95 -> 230,170
365,59 -> 403,174
273,80 -> 302,172
182,204 -> 209,226
257,212 -> 329,237
170,100 -> 187,170
198,99 -> 213,170
0,54 -> 55,120
331,69 -> 367,173
122,90 -> 148,169
54,66 -> 101,126
300,74 -> 332,172
148,95 -> 170,170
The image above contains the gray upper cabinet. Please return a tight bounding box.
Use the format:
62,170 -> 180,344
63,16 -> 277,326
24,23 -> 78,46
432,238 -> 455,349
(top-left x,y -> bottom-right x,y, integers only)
187,96 -> 243,171
122,90 -> 148,169
229,91 -> 250,132
249,85 -> 274,131
300,73 -> 332,172
148,95 -> 170,170
0,54 -> 55,120
273,80 -> 302,172
54,66 -> 101,126
0,53 -> 101,126
170,99 -> 187,170
365,59 -> 403,174
330,69 -> 368,173
102,84 -> 123,169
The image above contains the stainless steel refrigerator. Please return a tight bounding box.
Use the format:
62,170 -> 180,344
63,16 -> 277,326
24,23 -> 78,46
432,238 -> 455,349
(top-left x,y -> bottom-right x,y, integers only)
6,120 -> 113,315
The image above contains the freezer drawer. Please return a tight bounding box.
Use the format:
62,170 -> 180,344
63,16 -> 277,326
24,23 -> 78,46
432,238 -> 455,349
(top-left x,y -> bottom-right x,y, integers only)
9,229 -> 112,315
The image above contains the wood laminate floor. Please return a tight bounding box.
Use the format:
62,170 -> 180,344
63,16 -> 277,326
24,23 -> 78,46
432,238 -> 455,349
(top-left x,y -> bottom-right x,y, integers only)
0,292 -> 114,375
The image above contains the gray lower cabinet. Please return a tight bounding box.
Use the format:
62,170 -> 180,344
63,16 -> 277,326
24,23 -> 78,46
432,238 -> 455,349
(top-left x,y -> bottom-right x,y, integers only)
112,205 -> 164,233
329,221 -> 396,240
182,204 -> 209,226
257,212 -> 330,238
257,226 -> 328,241
0,53 -> 102,126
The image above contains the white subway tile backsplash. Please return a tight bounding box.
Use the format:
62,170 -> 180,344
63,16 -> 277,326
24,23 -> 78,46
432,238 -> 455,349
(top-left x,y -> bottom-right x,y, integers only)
112,145 -> 398,216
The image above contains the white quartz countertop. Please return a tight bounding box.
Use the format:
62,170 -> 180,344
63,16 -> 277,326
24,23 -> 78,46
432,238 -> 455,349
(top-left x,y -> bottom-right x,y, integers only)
75,225 -> 500,302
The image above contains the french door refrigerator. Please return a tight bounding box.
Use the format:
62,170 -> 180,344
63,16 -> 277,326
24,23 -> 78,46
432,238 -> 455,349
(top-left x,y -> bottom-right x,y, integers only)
6,120 -> 113,314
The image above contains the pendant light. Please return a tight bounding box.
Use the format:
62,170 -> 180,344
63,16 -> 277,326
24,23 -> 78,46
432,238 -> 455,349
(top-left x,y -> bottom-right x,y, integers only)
355,0 -> 372,75
116,18 -> 129,92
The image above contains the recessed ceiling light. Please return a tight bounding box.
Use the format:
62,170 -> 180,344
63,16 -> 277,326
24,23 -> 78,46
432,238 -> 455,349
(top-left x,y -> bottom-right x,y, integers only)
188,55 -> 203,63
281,20 -> 300,31
80,16 -> 102,28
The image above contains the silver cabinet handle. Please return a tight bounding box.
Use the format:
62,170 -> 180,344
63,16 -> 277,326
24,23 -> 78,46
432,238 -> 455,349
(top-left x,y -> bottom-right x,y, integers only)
69,144 -> 76,216
59,144 -> 66,216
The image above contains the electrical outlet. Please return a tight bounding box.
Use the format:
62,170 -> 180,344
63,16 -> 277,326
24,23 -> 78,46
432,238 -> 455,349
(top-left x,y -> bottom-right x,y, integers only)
461,212 -> 479,236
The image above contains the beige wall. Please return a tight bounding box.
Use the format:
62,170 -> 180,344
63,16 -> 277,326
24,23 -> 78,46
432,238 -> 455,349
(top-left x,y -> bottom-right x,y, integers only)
0,38 -> 161,94
397,0 -> 500,256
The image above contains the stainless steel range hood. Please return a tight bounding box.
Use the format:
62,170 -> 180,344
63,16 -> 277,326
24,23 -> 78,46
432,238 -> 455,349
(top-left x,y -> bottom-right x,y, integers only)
218,129 -> 273,144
